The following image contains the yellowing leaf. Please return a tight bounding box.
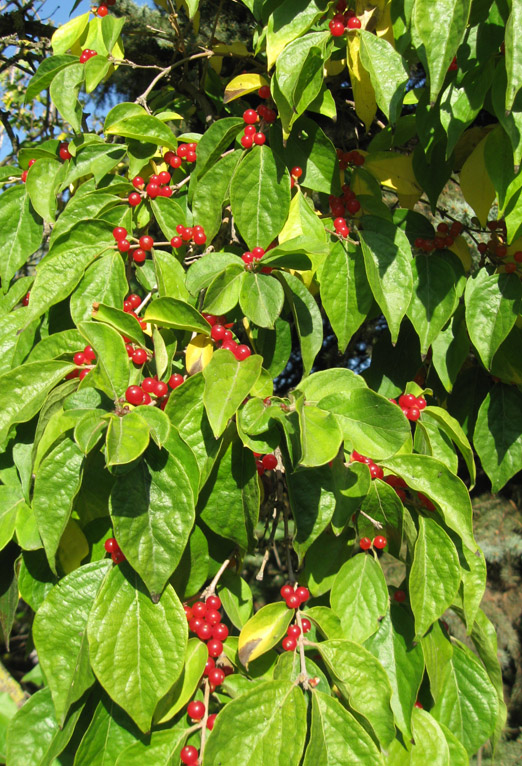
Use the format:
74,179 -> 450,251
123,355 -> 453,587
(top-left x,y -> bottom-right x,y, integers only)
364,152 -> 422,202
346,33 -> 377,131
453,126 -> 494,172
57,520 -> 89,574
238,602 -> 293,667
375,0 -> 395,46
185,333 -> 214,376
213,42 -> 250,57
460,136 -> 495,227
279,189 -> 325,244
224,73 -> 269,104
51,12 -> 90,55
325,58 -> 346,77
210,57 -> 223,74
351,170 -> 375,198
449,236 -> 472,273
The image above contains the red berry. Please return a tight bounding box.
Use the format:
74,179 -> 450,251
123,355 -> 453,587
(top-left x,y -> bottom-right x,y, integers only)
168,373 -> 184,389
194,231 -> 207,245
222,340 -> 238,355
139,235 -> 154,251
242,251 -> 254,265
212,623 -> 229,641
132,248 -> 147,263
127,294 -> 141,309
182,227 -> 193,242
141,377 -> 156,393
346,198 -> 361,214
416,396 -> 427,410
235,345 -> 251,361
83,345 -> 96,361
285,594 -> 300,609
180,746 -> 199,765
207,639 -> 223,657
301,618 -> 311,633
258,85 -> 271,99
252,246 -> 265,260
132,348 -> 147,365
97,4 -> 109,16
505,262 -> 517,273
287,624 -> 301,638
132,176 -> 144,189
291,166 -> 303,178
203,657 -> 215,676
261,454 -> 277,470
206,713 -> 217,730
394,590 -> 406,603
187,700 -> 205,720
112,227 -> 127,241
280,584 -> 293,599
128,192 -> 141,207
360,537 -> 372,550
192,601 -> 207,618
211,324 -> 226,341
208,667 -> 225,686
154,380 -> 169,397
282,636 -> 297,651
184,605 -> 193,620
398,393 -> 416,408
188,616 -> 203,633
369,463 -> 384,480
407,407 -> 421,421
117,239 -> 130,253
329,19 -> 345,36
373,535 -> 387,550
241,135 -> 253,149
111,550 -> 125,564
73,352 -> 86,366
104,537 -> 119,553
296,586 -> 310,604
243,109 -> 258,124
59,144 -> 72,161
21,170 -> 28,183
206,609 -> 221,626
253,132 -> 266,145
496,245 -> 507,258
414,701 -> 423,709
448,56 -> 458,71
125,385 -> 144,405
206,595 -> 221,609
347,16 -> 362,28
197,622 -> 212,641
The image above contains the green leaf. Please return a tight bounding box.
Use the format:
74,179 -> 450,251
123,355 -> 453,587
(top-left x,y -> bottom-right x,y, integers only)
359,217 -> 413,343
465,270 -> 522,369
359,31 -> 408,124
198,430 -> 259,551
279,271 -> 322,376
331,554 -> 389,643
78,320 -> 130,400
431,306 -> 469,392
278,188 -> 326,246
6,687 -> 82,764
413,0 -> 472,103
0,186 -> 42,285
110,442 -> 195,598
303,691 -> 385,766
505,0 -> 522,112
266,0 -> 325,69
217,570 -> 253,630
409,516 -> 461,637
74,695 -> 145,766
239,271 -> 284,329
0,486 -> 26,551
25,158 -> 62,224
203,264 -> 244,315
190,117 -> 243,192
252,318 -> 292,378
319,639 -> 396,746
144,297 -> 210,335
238,602 -> 293,667
203,681 -> 307,765
92,303 -> 146,346
203,350 -> 262,438
320,241 -> 373,353
87,565 -> 187,732
154,638 -> 208,724
381,454 -> 476,552
295,397 -> 343,468
51,12 -> 90,53
358,478 -> 403,557
421,406 -> 475,486
70,252 -> 127,325
25,55 -> 78,102
407,254 -> 459,354
230,146 -> 291,250
133,405 -> 170,448
186,252 -> 243,295
474,384 -> 522,492
32,437 -> 84,572
284,116 -> 341,196
116,725 -> 187,766
150,197 -> 186,239
153,250 -> 190,302
106,115 -> 177,150
74,410 -> 108,454
32,560 -> 111,724
305,606 -> 343,639
431,640 -> 499,755
410,708 -> 450,766
192,151 -> 242,242
296,368 -> 366,401
170,523 -> 208,599
365,606 -> 424,740
49,63 -> 84,133
105,412 -> 150,466
84,53 -> 110,93
319,388 -> 410,459
485,126 -> 515,210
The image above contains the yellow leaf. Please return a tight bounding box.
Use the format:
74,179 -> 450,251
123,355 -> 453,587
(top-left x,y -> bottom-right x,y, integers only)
325,58 -> 346,77
210,56 -> 223,74
224,73 -> 269,104
460,136 -> 495,227
279,189 -> 325,244
213,42 -> 250,57
185,333 -> 214,376
375,0 -> 395,46
449,236 -> 472,273
364,152 -> 422,203
351,170 -> 375,198
346,33 -> 377,131
51,12 -> 90,55
238,602 -> 293,667
453,125 -> 494,172
57,520 -> 89,575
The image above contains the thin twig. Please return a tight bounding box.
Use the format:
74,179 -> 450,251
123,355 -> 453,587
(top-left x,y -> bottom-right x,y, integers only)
295,611 -> 309,689
359,510 -> 384,529
199,679 -> 211,759
256,507 -> 281,581
201,556 -> 233,600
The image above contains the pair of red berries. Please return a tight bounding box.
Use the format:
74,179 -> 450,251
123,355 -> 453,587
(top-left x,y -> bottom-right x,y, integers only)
329,14 -> 361,37
253,453 -> 277,475
350,451 -> 384,480
281,617 -> 312,651
329,191 -> 361,218
20,158 -> 36,183
333,216 -> 350,239
104,537 -> 125,564
79,49 -> 98,64
122,293 -> 142,312
186,700 -> 217,730
68,345 -> 96,381
165,143 -> 198,168
170,224 -> 207,248
280,584 -> 310,610
360,535 -> 387,551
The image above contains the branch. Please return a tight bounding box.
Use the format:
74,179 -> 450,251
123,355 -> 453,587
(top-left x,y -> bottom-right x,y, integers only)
200,555 -> 234,600
0,109 -> 19,152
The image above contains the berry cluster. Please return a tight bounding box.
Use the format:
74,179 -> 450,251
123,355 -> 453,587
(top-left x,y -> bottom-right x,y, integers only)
337,149 -> 365,170
414,221 -> 462,252
112,227 -> 154,264
350,451 -> 384,480
185,596 -> 229,672
391,393 -> 426,421
79,49 -> 98,64
241,245 -> 272,274
241,109 -> 267,148
104,537 -> 125,564
128,171 -> 175,205
205,314 -> 252,361
477,219 -> 521,273
280,583 -> 310,610
170,224 -> 207,248
164,143 -> 198,170
359,535 -> 387,551
253,452 -> 278,476
281,617 -> 311,651
329,7 -> 361,36
329,185 -> 361,218
66,345 -> 96,381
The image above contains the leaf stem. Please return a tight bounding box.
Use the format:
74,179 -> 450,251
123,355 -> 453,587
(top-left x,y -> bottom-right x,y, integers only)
201,554 -> 234,600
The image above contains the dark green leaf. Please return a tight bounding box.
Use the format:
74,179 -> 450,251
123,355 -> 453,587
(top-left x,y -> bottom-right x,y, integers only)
474,384 -> 522,492
0,186 -> 42,285
78,320 -> 131,400
49,63 -> 84,132
74,695 -> 144,766
407,254 -> 459,354
239,271 -> 284,329
217,570 -> 253,629
279,271 -> 322,376
331,553 -> 389,643
70,252 -> 127,325
144,297 -> 210,335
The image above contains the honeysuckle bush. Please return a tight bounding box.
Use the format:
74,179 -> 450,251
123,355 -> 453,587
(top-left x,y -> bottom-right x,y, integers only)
1,0 -> 521,763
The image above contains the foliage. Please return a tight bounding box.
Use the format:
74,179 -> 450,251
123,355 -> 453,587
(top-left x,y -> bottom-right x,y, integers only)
0,0 -> 521,763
